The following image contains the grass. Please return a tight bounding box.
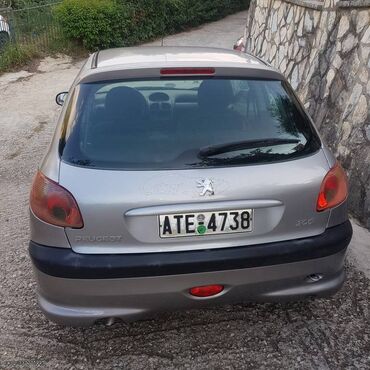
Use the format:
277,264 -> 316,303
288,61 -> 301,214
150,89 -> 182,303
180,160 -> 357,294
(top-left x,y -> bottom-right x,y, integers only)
0,37 -> 87,73
47,36 -> 88,57
0,2 -> 88,74
0,43 -> 41,72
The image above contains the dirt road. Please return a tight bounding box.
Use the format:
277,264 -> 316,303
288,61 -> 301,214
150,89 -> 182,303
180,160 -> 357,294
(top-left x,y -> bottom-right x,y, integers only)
1,11 -> 370,369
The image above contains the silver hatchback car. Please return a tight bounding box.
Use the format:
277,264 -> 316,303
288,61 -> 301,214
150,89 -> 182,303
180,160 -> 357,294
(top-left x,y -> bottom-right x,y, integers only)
29,47 -> 352,326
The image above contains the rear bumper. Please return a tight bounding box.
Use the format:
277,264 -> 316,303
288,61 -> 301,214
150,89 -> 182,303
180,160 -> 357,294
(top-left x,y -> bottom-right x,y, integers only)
29,221 -> 352,326
29,220 -> 352,279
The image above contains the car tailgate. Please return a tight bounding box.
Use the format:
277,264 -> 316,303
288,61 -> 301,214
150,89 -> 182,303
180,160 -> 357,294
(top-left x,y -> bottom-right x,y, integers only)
59,150 -> 330,254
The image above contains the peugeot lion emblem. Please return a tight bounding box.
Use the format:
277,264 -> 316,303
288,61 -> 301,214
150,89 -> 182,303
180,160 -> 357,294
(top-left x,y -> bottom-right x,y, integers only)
197,179 -> 214,196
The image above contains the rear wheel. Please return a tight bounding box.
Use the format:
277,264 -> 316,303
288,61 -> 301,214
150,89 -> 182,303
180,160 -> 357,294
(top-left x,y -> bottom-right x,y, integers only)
0,31 -> 10,50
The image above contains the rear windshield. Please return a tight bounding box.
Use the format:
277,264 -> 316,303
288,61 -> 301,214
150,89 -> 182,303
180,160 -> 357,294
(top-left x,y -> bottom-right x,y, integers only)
60,78 -> 320,170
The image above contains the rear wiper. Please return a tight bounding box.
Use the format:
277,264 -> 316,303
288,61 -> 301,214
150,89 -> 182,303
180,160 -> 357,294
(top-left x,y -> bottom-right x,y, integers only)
198,138 -> 300,158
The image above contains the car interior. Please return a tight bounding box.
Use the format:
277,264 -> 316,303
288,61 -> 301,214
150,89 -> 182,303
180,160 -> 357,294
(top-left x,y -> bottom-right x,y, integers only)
69,79 -> 306,167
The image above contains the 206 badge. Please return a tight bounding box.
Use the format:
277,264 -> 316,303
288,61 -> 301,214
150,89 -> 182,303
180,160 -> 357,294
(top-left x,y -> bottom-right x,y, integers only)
197,178 -> 214,196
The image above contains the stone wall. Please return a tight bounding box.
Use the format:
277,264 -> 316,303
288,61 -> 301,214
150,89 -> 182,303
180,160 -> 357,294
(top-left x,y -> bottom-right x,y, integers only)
245,0 -> 370,228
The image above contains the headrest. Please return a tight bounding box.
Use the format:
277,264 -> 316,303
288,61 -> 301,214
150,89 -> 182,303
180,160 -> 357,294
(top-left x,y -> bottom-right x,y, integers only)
105,86 -> 147,121
198,80 -> 234,112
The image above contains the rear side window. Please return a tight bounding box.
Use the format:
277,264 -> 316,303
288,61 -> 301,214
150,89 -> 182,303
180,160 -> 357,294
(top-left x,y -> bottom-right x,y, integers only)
60,78 -> 320,170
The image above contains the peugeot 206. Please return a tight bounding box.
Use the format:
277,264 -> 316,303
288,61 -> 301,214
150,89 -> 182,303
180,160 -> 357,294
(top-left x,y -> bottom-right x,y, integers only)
29,47 -> 352,326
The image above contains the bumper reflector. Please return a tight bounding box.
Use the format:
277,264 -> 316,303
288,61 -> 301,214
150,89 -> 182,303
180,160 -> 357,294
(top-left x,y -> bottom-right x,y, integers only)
189,284 -> 224,297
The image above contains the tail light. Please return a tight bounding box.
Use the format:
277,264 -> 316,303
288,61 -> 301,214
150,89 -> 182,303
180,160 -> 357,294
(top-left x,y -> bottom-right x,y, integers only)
189,285 -> 224,297
30,171 -> 83,228
316,162 -> 348,212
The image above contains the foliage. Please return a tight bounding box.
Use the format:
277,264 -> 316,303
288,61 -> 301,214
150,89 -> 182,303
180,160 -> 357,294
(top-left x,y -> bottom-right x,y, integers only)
0,0 -> 248,72
0,0 -> 58,10
55,0 -> 249,50
0,42 -> 39,70
0,35 -> 86,73
10,4 -> 57,39
55,0 -> 125,50
0,1 -> 78,73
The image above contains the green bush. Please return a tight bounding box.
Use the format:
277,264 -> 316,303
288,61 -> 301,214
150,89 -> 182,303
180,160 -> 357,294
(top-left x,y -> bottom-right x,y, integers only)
55,0 -> 249,51
55,0 -> 125,50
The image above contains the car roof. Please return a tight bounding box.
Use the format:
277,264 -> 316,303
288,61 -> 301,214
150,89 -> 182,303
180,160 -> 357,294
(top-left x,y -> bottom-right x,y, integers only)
76,46 -> 283,84
97,46 -> 265,68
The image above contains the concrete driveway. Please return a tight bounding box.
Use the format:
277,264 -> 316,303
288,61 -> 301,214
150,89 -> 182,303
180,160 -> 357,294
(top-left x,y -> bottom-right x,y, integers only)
1,10 -> 370,369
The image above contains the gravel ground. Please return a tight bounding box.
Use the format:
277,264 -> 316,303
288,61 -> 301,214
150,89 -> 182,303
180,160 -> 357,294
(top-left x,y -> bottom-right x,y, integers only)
1,11 -> 370,370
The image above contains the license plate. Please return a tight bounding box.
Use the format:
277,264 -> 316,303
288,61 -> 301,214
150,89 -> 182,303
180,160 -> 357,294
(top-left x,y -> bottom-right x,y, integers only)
159,209 -> 253,238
